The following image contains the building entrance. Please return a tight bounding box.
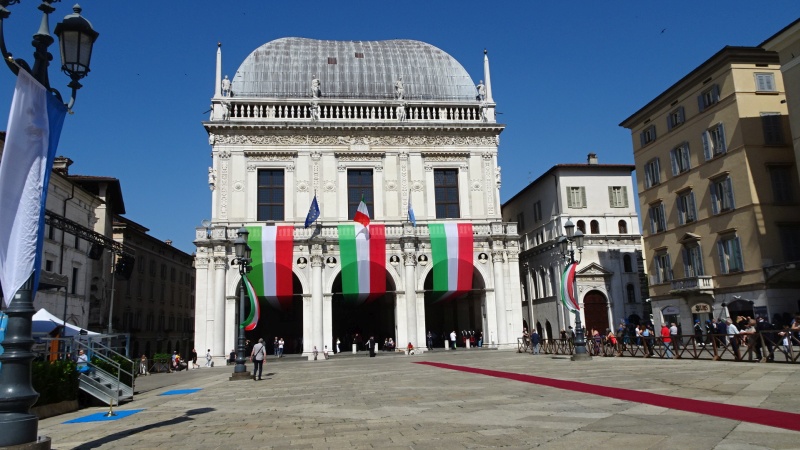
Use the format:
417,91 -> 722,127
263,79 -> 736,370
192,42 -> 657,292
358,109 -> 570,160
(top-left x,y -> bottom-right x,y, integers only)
583,290 -> 609,334
242,275 -> 304,355
331,270 -> 397,353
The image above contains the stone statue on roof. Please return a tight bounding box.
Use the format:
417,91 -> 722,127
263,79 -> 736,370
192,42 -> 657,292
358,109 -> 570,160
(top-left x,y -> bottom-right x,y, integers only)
476,80 -> 486,101
221,75 -> 231,97
395,76 -> 404,100
311,75 -> 321,98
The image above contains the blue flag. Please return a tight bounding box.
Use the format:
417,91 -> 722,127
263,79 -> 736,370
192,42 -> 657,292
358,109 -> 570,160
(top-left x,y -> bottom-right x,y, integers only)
407,191 -> 416,226
0,70 -> 67,307
304,194 -> 320,228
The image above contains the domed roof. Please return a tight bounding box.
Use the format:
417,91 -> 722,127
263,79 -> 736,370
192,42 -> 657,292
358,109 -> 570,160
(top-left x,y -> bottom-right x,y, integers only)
231,38 -> 478,101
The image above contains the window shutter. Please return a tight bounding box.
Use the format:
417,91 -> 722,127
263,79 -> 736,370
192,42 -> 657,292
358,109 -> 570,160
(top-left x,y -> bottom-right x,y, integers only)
678,107 -> 685,124
712,85 -> 720,103
718,123 -> 726,153
702,131 -> 712,160
622,186 -> 628,207
725,177 -> 735,210
717,241 -> 727,274
689,192 -> 696,222
666,253 -> 673,281
733,237 -> 743,271
677,196 -> 685,225
567,187 -> 574,208
682,247 -> 689,276
698,94 -> 705,113
670,150 -> 679,176
640,132 -> 646,148
608,187 -> 614,207
580,187 -> 587,208
649,208 -> 656,234
667,115 -> 673,131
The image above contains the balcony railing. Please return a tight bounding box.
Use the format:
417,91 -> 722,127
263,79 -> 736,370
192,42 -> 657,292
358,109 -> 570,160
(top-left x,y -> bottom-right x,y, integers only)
220,98 -> 488,124
670,276 -> 714,292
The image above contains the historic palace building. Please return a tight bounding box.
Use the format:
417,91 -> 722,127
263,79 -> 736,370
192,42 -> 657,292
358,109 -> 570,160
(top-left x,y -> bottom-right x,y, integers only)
194,39 -> 521,362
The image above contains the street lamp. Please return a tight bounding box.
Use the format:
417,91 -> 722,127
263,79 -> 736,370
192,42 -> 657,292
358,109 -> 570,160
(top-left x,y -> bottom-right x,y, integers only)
558,219 -> 591,361
0,2 -> 98,447
230,227 -> 252,381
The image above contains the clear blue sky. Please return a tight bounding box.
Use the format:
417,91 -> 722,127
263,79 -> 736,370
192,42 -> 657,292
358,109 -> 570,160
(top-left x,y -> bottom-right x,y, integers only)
1,1 -> 798,254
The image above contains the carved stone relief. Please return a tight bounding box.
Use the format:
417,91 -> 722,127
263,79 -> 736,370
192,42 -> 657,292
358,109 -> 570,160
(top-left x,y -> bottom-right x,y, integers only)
214,134 -> 497,147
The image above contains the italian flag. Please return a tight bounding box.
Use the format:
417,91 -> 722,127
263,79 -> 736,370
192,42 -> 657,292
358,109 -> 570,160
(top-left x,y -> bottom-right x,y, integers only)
338,224 -> 386,304
247,225 -> 294,311
241,275 -> 260,330
561,262 -> 579,312
428,223 -> 474,302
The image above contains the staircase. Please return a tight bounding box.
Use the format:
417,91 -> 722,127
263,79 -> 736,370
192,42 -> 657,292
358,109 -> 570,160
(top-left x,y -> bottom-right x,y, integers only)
74,339 -> 135,406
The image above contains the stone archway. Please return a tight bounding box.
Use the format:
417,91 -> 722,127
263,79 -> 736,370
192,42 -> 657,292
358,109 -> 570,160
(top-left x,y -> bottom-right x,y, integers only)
422,267 -> 485,348
583,290 -> 609,334
330,268 -> 398,352
242,273 -> 305,355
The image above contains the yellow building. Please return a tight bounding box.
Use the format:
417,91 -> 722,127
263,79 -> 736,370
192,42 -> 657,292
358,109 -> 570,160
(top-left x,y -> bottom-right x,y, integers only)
620,46 -> 800,331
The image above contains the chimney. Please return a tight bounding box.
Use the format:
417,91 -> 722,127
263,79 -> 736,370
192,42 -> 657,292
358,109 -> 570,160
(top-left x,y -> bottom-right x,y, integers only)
53,156 -> 74,175
165,239 -> 173,246
587,153 -> 598,165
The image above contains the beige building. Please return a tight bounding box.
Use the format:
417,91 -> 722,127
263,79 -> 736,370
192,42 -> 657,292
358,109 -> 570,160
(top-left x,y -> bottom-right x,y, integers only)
762,19 -> 800,186
620,46 -> 800,331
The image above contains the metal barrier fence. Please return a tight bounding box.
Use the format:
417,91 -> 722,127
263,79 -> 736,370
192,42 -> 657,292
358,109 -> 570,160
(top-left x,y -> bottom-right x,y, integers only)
523,332 -> 800,363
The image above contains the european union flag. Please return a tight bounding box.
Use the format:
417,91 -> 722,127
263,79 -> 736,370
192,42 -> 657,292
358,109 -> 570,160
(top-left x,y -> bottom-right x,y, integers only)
304,194 -> 320,228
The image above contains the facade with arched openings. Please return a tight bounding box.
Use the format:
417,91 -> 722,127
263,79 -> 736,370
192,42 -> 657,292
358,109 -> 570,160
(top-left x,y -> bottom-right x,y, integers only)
193,39 -> 522,363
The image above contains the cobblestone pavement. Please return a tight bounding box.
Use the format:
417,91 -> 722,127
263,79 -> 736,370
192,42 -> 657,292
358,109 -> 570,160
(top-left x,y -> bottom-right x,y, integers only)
38,350 -> 800,449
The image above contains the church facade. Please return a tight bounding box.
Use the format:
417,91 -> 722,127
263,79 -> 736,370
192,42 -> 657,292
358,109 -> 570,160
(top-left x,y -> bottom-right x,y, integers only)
194,38 -> 521,362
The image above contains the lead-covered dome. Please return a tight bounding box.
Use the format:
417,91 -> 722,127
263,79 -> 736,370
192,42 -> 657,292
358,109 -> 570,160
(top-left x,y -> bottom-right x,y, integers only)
231,38 -> 477,101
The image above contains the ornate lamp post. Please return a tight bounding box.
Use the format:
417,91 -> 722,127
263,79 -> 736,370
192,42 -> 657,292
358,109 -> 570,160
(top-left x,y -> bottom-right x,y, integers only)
558,219 -> 591,361
0,2 -> 98,447
230,227 -> 252,381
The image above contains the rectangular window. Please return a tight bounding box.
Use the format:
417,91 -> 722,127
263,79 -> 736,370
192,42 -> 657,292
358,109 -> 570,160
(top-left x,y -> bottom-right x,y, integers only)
434,169 -> 460,218
649,202 -> 666,234
717,235 -> 743,274
683,244 -> 705,277
710,176 -> 735,214
533,201 -> 542,222
769,165 -> 794,203
74,234 -> 80,250
48,225 -> 54,240
639,125 -> 657,147
354,52 -> 364,59
516,212 -> 525,231
702,123 -> 727,160
347,169 -> 374,219
45,259 -> 54,272
670,143 -> 691,175
257,169 -> 285,221
654,251 -> 673,284
608,186 -> 628,208
566,186 -> 587,208
779,225 -> 800,262
761,113 -> 784,145
755,73 -> 776,92
677,190 -> 697,225
327,57 -> 337,64
644,158 -> 661,188
698,84 -> 720,112
71,267 -> 79,294
667,106 -> 685,130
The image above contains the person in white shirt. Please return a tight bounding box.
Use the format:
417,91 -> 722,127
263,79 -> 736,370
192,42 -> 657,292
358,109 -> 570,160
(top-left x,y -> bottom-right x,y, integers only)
205,349 -> 213,367
450,330 -> 457,350
726,319 -> 740,354
278,338 -> 285,357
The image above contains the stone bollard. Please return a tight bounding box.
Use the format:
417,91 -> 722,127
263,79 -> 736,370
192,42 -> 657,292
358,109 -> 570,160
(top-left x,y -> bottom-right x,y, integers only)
465,339 -> 471,349
352,343 -> 357,354
444,340 -> 450,350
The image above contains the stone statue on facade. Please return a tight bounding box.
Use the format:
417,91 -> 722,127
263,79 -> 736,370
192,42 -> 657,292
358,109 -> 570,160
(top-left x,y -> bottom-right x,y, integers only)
310,100 -> 320,121
221,75 -> 231,97
208,167 -> 217,190
396,101 -> 406,121
311,75 -> 321,98
208,133 -> 215,146
394,76 -> 404,100
476,80 -> 486,101
495,166 -> 501,187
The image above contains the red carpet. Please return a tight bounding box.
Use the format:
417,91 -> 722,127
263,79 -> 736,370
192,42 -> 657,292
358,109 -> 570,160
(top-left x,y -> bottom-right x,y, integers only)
416,361 -> 800,432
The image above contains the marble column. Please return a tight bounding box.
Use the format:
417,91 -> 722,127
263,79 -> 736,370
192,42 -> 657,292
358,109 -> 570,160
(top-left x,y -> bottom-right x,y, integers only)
311,249 -> 324,357
492,250 -> 508,346
403,239 -> 418,348
213,255 -> 227,361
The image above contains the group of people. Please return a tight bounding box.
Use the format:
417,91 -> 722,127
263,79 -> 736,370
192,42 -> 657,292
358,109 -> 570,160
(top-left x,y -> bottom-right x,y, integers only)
522,328 -> 542,354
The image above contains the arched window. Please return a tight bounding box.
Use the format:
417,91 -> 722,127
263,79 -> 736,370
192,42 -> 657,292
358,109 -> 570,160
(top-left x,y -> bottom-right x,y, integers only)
626,283 -> 636,303
590,220 -> 600,234
577,220 -> 586,233
618,220 -> 628,234
623,254 -> 633,272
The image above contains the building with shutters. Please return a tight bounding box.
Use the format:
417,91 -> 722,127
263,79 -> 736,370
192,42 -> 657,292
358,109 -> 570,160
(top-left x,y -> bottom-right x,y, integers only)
194,38 -> 522,362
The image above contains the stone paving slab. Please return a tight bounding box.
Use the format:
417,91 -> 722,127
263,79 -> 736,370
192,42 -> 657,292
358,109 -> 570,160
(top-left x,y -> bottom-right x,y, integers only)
36,351 -> 800,449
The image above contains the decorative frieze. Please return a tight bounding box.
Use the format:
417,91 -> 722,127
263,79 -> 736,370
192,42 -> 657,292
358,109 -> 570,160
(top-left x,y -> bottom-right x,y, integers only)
244,152 -> 297,160
214,134 -> 497,147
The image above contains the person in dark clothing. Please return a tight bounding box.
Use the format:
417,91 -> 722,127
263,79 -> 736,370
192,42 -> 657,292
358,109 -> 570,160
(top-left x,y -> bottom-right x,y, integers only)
367,336 -> 376,357
755,317 -> 774,362
694,320 -> 704,345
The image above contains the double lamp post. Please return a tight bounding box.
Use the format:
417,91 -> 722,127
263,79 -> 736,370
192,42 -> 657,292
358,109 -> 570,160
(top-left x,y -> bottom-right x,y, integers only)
0,1 -> 98,448
557,219 -> 591,361
230,227 -> 253,381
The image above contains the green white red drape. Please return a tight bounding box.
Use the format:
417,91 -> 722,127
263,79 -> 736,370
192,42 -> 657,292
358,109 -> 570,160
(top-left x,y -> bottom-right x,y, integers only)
338,223 -> 386,304
246,225 -> 294,311
560,262 -> 579,312
428,223 -> 474,302
240,275 -> 259,330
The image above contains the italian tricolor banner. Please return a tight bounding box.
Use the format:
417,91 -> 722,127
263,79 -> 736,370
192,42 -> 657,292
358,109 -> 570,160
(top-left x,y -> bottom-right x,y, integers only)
247,225 -> 294,311
428,223 -> 474,302
338,224 -> 386,304
240,275 -> 259,330
561,262 -> 579,312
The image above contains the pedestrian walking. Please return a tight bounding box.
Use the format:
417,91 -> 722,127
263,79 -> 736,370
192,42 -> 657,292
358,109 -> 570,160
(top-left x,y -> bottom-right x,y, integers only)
191,348 -> 199,369
205,349 -> 213,367
278,338 -> 285,357
530,329 -> 540,354
251,338 -> 266,380
450,330 -> 457,350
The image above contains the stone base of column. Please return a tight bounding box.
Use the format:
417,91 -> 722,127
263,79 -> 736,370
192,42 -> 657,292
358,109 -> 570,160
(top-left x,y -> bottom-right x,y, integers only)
571,353 -> 592,361
228,372 -> 252,381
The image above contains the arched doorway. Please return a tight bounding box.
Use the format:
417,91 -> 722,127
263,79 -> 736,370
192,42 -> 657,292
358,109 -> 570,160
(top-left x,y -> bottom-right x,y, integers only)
423,267 -> 484,348
242,273 -> 304,355
544,320 -> 553,341
583,290 -> 609,334
331,269 -> 397,352
727,299 -> 754,321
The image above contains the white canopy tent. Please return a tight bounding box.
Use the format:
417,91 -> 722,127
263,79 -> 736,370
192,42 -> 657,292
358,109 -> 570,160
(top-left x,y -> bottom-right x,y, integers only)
32,308 -> 99,337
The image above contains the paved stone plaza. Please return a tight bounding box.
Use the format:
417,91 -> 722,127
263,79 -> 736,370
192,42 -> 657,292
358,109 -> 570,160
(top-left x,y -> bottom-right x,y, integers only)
38,350 -> 800,449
